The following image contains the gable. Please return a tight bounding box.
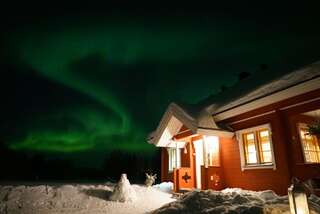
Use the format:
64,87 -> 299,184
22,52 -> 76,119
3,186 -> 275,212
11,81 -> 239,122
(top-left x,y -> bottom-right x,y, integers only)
148,103 -> 233,147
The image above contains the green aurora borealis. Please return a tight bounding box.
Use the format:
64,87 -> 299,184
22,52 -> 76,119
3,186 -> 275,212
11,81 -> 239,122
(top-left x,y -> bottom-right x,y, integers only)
5,19 -> 215,153
1,10 -> 320,167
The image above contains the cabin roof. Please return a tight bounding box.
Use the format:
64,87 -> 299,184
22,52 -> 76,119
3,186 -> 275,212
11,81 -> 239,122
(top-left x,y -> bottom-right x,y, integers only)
148,60 -> 320,146
200,60 -> 320,117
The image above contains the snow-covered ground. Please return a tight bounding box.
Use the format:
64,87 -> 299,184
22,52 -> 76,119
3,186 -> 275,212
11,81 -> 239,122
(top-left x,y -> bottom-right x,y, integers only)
154,188 -> 320,214
0,182 -> 175,214
1,183 -> 319,214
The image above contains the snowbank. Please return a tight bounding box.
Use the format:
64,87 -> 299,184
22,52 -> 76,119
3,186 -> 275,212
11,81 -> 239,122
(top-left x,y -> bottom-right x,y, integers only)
1,184 -> 319,214
154,188 -> 320,214
153,182 -> 173,193
0,183 -> 175,214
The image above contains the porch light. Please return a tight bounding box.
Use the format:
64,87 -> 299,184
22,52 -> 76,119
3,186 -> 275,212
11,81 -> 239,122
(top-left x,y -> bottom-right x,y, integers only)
288,178 -> 310,214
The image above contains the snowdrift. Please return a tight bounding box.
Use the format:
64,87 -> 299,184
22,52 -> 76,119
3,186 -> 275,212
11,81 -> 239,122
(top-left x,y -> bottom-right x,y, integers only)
152,182 -> 174,193
0,183 -> 175,214
153,188 -> 320,214
1,183 -> 319,214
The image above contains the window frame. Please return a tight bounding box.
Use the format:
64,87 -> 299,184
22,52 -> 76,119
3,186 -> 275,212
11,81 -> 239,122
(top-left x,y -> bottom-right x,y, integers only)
297,123 -> 320,164
236,124 -> 276,171
167,147 -> 181,172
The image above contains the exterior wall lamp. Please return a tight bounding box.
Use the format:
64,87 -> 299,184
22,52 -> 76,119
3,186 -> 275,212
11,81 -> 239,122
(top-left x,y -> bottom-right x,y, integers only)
288,178 -> 310,214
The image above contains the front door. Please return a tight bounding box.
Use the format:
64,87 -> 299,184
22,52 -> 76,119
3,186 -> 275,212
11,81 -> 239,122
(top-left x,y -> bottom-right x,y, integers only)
193,139 -> 204,189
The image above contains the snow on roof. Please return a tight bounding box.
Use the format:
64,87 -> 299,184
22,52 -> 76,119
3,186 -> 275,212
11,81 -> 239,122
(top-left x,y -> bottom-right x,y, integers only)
148,102 -> 233,147
148,60 -> 320,145
201,60 -> 320,116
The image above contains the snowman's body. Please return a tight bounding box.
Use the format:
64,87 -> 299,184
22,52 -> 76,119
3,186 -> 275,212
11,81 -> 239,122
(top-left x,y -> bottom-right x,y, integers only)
110,174 -> 137,202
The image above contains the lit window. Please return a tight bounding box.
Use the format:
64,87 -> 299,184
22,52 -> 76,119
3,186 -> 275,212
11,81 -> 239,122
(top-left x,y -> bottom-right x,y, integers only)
237,124 -> 275,170
204,136 -> 220,167
299,127 -> 320,163
243,132 -> 258,164
258,130 -> 273,163
168,148 -> 181,172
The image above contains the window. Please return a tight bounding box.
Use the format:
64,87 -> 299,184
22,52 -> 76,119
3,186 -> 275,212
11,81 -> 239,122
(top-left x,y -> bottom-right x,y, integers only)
194,136 -> 220,168
237,124 -> 275,170
299,125 -> 320,163
203,136 -> 220,167
167,148 -> 181,172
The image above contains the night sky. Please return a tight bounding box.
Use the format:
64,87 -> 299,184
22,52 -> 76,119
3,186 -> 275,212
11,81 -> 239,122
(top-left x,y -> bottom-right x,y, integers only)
1,4 -> 320,175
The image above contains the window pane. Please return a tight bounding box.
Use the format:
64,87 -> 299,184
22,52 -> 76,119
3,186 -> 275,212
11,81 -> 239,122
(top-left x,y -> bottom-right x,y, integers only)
168,148 -> 181,172
262,143 -> 271,151
258,130 -> 272,163
176,149 -> 181,168
248,152 -> 257,163
168,149 -> 173,171
246,133 -> 255,140
171,149 -> 175,170
262,151 -> 272,163
260,130 -> 269,138
243,133 -> 258,164
247,144 -> 256,152
310,151 -> 317,162
305,152 -> 311,162
300,127 -> 320,163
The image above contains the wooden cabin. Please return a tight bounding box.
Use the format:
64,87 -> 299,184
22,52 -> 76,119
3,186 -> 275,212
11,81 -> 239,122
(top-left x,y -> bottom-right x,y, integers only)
147,61 -> 320,195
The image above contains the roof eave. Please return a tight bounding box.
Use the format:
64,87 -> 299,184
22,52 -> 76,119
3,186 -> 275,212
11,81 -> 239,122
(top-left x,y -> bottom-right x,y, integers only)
213,76 -> 320,122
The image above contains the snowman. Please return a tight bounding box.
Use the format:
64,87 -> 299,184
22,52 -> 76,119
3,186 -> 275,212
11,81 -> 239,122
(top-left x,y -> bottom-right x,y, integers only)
110,173 -> 137,202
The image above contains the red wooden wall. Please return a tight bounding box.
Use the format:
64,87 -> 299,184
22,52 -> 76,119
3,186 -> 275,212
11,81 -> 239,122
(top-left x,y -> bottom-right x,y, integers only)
201,166 -> 225,190
220,112 -> 291,195
161,148 -> 172,182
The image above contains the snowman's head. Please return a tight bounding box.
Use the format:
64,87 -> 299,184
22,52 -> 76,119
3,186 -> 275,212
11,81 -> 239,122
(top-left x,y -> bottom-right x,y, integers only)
121,173 -> 127,180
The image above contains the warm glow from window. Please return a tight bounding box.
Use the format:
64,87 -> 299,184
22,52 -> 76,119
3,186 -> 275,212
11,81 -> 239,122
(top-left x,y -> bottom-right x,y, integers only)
204,136 -> 220,167
242,128 -> 273,165
299,128 -> 320,163
258,130 -> 272,163
243,132 -> 257,164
